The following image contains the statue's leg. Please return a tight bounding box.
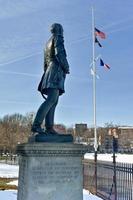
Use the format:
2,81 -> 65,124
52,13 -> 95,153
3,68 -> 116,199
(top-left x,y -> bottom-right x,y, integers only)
31,89 -> 59,133
45,98 -> 59,134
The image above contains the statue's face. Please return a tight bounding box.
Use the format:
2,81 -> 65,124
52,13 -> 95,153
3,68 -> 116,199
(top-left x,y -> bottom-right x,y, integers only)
50,23 -> 63,35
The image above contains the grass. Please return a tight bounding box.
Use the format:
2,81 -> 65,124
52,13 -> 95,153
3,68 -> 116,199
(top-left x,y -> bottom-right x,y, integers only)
0,178 -> 18,190
0,157 -> 7,160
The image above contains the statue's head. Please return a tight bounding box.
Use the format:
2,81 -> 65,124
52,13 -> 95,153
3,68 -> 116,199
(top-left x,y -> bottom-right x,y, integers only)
50,23 -> 63,36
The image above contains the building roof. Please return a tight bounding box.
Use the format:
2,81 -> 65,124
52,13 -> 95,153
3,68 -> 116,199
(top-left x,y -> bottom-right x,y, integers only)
118,126 -> 133,129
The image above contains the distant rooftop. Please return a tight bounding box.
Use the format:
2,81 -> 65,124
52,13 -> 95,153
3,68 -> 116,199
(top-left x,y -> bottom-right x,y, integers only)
118,126 -> 133,129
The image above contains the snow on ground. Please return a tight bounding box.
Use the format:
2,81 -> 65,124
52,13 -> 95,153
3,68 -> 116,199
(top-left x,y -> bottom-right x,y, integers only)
7,180 -> 18,186
0,190 -> 102,200
83,190 -> 102,200
6,182 -> 101,199
84,153 -> 133,163
0,164 -> 19,178
0,190 -> 17,200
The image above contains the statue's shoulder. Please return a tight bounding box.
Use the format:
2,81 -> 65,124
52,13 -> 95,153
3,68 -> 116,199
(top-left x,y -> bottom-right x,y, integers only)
45,36 -> 54,51
53,35 -> 64,47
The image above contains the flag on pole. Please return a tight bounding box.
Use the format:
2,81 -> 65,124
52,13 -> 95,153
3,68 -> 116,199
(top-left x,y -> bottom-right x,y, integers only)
90,68 -> 100,79
95,37 -> 102,47
95,28 -> 106,39
100,59 -> 110,69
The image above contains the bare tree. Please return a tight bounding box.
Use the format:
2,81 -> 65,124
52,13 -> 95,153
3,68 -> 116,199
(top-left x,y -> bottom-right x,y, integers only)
0,112 -> 35,154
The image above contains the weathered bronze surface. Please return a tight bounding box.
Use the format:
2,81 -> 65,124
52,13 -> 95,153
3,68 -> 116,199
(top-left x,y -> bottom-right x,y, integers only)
31,23 -> 71,141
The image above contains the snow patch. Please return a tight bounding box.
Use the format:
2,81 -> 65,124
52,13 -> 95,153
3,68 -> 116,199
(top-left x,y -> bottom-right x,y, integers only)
84,153 -> 133,163
0,164 -> 19,178
7,180 -> 18,186
0,190 -> 17,200
0,190 -> 102,200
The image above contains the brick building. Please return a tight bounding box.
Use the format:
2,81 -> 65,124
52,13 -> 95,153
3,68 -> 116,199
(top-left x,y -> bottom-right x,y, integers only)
118,127 -> 133,151
54,124 -> 66,134
75,123 -> 87,136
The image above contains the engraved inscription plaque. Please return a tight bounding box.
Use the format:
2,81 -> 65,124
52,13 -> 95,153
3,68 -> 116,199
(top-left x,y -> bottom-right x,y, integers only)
31,158 -> 81,185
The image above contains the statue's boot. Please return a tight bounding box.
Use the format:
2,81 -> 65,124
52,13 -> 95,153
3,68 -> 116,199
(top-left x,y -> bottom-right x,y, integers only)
45,127 -> 59,135
31,126 -> 45,134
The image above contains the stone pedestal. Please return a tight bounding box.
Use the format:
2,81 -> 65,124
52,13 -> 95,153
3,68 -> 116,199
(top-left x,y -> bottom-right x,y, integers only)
17,143 -> 87,200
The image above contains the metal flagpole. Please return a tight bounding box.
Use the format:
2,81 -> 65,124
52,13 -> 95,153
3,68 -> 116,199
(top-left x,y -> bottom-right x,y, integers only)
92,7 -> 98,194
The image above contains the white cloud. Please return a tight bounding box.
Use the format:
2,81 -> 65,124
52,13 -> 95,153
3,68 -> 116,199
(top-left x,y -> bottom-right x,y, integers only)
0,51 -> 42,67
0,0 -> 72,20
0,70 -> 40,77
0,0 -> 44,19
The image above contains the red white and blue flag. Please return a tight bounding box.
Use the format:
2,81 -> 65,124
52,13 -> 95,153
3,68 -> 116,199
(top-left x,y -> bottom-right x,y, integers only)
95,37 -> 102,47
100,59 -> 110,69
95,28 -> 106,39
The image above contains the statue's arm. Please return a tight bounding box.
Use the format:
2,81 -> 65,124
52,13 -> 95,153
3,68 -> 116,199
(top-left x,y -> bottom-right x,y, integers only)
54,36 -> 70,74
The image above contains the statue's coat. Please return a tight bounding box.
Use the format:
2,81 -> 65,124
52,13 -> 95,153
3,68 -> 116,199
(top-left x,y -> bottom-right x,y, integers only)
38,34 -> 69,96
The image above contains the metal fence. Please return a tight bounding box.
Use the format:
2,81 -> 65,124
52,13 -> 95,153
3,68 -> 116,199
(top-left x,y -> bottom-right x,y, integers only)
83,159 -> 133,200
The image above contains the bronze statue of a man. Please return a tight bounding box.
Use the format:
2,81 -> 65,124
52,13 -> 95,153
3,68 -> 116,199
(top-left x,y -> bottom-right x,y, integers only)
31,23 -> 69,134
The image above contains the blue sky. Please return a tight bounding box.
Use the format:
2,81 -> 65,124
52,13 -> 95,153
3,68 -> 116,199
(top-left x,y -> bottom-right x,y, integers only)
0,0 -> 133,127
